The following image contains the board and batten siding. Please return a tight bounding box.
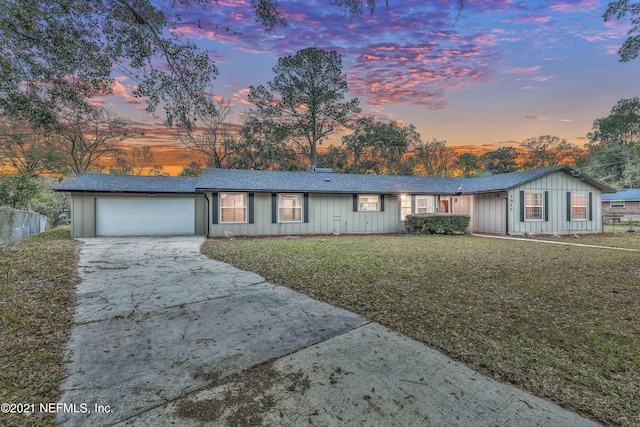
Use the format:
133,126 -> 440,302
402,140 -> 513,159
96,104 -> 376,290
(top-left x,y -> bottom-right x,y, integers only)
207,192 -> 406,237
472,193 -> 508,234
508,170 -> 603,235
69,193 -> 207,238
70,193 -> 97,238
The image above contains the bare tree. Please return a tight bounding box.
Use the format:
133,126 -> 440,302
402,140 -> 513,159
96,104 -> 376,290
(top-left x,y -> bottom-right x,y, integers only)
175,99 -> 236,168
110,145 -> 166,176
0,119 -> 57,176
54,106 -> 130,176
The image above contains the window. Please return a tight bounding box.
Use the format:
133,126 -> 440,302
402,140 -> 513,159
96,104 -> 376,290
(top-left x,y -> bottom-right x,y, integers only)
358,195 -> 380,211
571,193 -> 587,220
400,195 -> 411,220
220,193 -> 247,223
400,195 -> 435,221
610,201 -> 625,209
524,192 -> 543,221
415,196 -> 433,214
278,194 -> 302,222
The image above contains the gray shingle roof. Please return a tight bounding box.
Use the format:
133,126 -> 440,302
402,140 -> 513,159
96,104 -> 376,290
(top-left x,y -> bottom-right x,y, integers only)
55,174 -> 199,193
195,165 -> 615,195
602,189 -> 640,201
55,166 -> 615,195
453,166 -> 614,193
196,168 -> 460,194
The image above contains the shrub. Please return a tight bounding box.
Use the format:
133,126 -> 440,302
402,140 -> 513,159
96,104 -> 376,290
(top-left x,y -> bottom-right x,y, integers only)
405,213 -> 470,235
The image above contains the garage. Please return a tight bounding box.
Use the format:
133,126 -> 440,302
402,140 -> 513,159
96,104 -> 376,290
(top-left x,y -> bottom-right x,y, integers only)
96,197 -> 195,236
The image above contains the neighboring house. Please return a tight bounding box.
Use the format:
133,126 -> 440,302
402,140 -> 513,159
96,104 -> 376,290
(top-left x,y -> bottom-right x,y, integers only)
601,189 -> 640,221
56,165 -> 615,238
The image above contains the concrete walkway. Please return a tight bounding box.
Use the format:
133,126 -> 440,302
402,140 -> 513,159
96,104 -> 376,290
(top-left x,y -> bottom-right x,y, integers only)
58,236 -> 601,426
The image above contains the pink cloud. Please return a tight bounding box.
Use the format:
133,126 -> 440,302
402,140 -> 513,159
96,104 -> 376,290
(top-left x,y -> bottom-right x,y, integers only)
606,44 -> 622,55
91,76 -> 141,106
231,88 -> 252,106
521,115 -> 544,120
531,75 -> 555,82
172,1 -> 501,109
512,15 -> 552,24
503,66 -> 542,74
98,0 -> 613,114
550,0 -> 599,12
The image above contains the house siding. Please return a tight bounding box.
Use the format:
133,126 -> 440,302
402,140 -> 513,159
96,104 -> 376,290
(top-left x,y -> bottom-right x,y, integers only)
68,193 -> 207,238
508,171 -> 602,235
473,193 -> 507,234
208,192 -> 406,237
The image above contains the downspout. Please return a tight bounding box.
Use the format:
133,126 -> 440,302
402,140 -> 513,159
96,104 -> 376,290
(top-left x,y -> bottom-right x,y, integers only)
203,192 -> 210,237
505,193 -> 509,235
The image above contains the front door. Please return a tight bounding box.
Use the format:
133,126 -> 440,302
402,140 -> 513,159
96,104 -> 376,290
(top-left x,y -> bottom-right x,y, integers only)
440,198 -> 450,213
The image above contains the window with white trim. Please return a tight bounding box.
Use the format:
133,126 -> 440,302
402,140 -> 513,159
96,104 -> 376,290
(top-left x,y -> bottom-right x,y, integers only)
400,195 -> 411,220
610,201 -> 625,209
358,195 -> 380,211
571,193 -> 587,220
524,192 -> 543,221
415,195 -> 433,213
278,194 -> 302,222
220,193 -> 247,223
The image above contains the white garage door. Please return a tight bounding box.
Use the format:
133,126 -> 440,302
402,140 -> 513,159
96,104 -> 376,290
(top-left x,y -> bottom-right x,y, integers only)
96,197 -> 195,236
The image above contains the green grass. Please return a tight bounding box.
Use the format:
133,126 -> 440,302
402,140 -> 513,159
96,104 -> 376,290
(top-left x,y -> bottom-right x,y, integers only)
202,234 -> 640,426
0,228 -> 80,427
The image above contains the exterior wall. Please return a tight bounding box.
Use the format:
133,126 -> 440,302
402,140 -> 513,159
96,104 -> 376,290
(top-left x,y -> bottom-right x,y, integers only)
602,200 -> 640,218
507,171 -> 603,235
71,194 -> 96,238
69,193 -> 207,238
472,193 -> 507,234
208,192 -> 407,237
208,192 -> 480,237
449,195 -> 473,216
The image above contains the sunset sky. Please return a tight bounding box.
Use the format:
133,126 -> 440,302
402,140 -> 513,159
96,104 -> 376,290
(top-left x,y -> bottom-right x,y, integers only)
95,0 -> 639,173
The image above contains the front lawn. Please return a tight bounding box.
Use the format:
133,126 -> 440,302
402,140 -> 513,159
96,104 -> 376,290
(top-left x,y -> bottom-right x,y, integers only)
0,228 -> 80,427
536,228 -> 640,250
202,234 -> 640,426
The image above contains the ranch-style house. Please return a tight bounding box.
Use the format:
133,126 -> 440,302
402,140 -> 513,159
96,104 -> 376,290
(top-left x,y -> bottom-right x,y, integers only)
55,165 -> 615,238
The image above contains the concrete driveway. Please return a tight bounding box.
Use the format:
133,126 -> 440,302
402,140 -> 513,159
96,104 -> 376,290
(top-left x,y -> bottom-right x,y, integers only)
59,236 -> 601,426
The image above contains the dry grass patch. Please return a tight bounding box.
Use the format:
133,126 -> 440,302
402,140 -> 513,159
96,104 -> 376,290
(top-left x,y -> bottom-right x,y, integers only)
202,234 -> 640,426
0,228 -> 80,427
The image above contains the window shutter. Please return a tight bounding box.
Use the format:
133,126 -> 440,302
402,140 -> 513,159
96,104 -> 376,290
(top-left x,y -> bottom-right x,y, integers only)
303,193 -> 309,223
566,192 -> 572,221
353,194 -> 358,212
411,195 -> 416,213
212,193 -> 218,225
544,191 -> 549,222
519,191 -> 525,222
271,193 -> 277,224
380,194 -> 385,212
588,192 -> 593,221
248,193 -> 254,224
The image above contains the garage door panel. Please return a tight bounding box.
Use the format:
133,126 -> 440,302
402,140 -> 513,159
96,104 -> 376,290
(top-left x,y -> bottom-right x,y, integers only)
96,197 -> 195,236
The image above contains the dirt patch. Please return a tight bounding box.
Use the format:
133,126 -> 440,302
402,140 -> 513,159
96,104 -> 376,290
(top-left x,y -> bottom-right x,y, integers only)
176,360 -> 310,426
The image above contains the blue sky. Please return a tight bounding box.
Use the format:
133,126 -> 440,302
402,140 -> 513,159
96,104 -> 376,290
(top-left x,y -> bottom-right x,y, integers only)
96,0 -> 639,168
